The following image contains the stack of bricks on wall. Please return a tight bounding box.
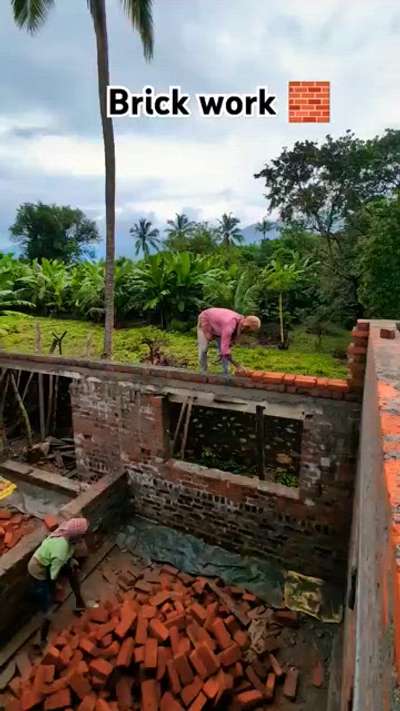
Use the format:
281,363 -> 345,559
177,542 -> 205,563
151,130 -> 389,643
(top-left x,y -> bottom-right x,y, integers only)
0,507 -> 37,554
2,563 -> 323,711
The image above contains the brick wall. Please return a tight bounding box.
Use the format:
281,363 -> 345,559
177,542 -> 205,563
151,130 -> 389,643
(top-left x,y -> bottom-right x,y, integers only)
70,374 -> 360,583
288,81 -> 330,123
341,322 -> 400,711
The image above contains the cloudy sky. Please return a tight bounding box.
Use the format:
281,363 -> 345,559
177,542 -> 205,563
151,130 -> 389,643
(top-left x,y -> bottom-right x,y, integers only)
1,0 -> 400,256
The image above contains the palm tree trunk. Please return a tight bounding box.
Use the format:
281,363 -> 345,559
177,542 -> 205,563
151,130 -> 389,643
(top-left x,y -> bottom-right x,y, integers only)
91,0 -> 115,359
278,292 -> 284,345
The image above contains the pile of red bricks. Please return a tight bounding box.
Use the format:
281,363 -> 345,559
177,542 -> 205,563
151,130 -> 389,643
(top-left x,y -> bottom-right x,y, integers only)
346,322 -> 370,391
4,568 -> 302,710
0,507 -> 36,555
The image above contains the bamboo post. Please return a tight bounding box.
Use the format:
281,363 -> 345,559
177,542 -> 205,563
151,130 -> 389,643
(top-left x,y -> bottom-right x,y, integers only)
10,373 -> 32,449
256,405 -> 266,479
0,370 -> 9,451
35,322 -> 42,353
38,373 -> 46,440
52,375 -> 59,433
46,374 -> 54,435
180,397 -> 194,460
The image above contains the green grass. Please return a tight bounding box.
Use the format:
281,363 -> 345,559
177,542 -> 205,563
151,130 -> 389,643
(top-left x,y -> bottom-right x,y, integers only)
0,312 -> 350,378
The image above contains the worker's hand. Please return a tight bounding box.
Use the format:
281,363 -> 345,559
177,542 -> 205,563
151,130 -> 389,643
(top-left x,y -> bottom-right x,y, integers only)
70,558 -> 80,570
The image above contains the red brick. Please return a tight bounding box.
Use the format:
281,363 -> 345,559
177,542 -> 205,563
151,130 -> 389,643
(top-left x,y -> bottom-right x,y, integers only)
189,648 -> 208,679
235,689 -> 264,709
312,659 -> 324,687
245,666 -> 265,695
283,667 -> 299,700
95,621 -> 115,641
79,639 -> 96,657
233,630 -> 249,649
170,627 -> 181,656
20,689 -> 42,710
44,515 -> 59,531
136,617 -> 148,645
135,646 -> 145,664
167,660 -> 182,695
204,603 -> 218,630
196,644 -> 220,677
95,701 -> 112,711
69,671 -> 92,700
144,638 -> 158,670
116,676 -> 133,710
59,645 -> 73,668
211,619 -> 232,650
149,618 -> 169,643
294,375 -> 317,389
269,653 -> 284,679
265,672 -> 276,700
101,634 -> 112,648
161,692 -> 184,711
178,638 -> 191,656
116,637 -> 134,668
32,664 -> 48,695
89,659 -> 113,680
150,591 -> 171,607
181,676 -> 203,706
42,646 -> 61,666
77,695 -> 97,711
0,509 -> 11,519
187,692 -> 207,711
114,601 -> 137,639
7,699 -> 22,711
102,641 -> 120,659
88,606 -> 109,624
190,604 -> 207,625
202,677 -> 219,700
44,688 -> 72,710
141,679 -> 159,711
157,648 -> 171,682
141,606 -> 157,620
165,613 -> 186,631
174,653 -> 194,685
218,643 -> 241,668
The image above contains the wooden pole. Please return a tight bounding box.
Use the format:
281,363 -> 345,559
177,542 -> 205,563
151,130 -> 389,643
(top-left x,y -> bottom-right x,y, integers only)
0,370 -> 9,451
52,375 -> 59,433
46,374 -> 54,435
180,397 -> 194,460
38,373 -> 46,440
256,405 -> 266,479
172,399 -> 188,456
10,373 -> 32,449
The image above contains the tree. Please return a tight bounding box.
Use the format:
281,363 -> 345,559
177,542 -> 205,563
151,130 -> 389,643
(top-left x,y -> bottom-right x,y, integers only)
358,194 -> 400,318
12,0 -> 154,359
132,252 -> 219,328
10,202 -> 100,262
164,222 -> 219,254
255,217 -> 273,240
130,219 -> 160,258
19,259 -> 71,315
217,213 -> 243,247
165,213 -> 195,241
263,255 -> 308,347
0,254 -> 33,313
255,130 -> 400,260
204,265 -> 261,314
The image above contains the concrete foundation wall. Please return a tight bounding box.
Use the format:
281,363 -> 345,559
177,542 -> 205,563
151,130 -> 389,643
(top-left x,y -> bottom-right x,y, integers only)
70,374 -> 360,583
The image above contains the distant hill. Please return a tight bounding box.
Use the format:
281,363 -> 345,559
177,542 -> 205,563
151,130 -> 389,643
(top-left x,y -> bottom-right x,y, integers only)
241,222 -> 281,244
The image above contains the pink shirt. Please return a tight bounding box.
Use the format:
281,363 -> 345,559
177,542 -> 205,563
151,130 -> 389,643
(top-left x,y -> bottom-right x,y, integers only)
199,308 -> 244,356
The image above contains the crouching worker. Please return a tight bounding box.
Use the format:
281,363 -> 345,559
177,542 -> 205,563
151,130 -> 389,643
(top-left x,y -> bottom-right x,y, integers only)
28,517 -> 89,644
197,307 -> 261,375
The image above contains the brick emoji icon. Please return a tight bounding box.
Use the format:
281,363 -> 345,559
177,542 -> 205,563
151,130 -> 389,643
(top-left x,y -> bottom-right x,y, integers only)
288,81 -> 330,123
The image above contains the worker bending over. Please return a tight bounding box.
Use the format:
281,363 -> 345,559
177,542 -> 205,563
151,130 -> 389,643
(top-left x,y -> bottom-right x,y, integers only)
197,307 -> 261,375
28,517 -> 89,644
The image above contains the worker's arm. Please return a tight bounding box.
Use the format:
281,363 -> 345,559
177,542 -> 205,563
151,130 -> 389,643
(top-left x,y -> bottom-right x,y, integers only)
49,556 -> 68,581
220,320 -> 238,358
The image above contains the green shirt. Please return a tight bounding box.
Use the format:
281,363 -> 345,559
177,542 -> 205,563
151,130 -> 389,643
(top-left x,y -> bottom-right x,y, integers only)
33,536 -> 74,580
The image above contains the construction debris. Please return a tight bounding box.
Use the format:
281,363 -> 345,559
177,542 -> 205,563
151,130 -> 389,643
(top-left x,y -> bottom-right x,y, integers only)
3,566 -> 301,709
25,437 -> 77,477
0,506 -> 37,555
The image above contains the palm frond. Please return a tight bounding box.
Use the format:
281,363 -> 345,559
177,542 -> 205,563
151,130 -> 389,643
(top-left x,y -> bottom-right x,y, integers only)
120,0 -> 154,60
12,0 -> 55,33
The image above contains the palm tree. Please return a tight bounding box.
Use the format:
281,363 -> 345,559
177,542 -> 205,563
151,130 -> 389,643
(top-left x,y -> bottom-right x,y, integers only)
256,217 -> 273,240
12,0 -> 154,359
217,213 -> 243,247
130,219 -> 160,258
165,213 -> 195,239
